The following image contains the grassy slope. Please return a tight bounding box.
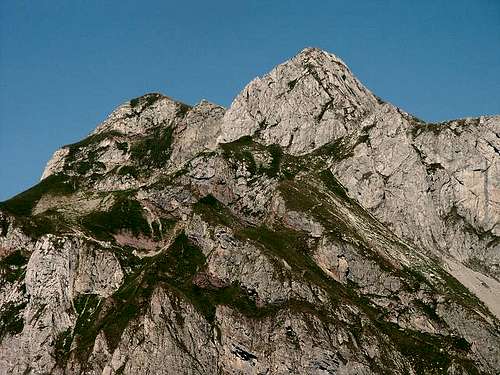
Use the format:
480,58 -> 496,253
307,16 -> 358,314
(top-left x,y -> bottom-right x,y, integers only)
0,134 -> 488,374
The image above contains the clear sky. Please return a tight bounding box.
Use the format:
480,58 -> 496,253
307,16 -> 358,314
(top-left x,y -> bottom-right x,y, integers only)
1,1 -> 499,201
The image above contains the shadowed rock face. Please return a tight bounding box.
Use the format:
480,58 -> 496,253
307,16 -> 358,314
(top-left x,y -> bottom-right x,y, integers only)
0,47 -> 499,375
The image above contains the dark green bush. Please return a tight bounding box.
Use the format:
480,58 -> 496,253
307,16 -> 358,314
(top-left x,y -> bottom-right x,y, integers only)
81,193 -> 150,240
0,174 -> 76,216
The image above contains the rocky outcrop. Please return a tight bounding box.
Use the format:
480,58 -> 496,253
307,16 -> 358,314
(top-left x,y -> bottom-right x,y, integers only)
219,47 -> 379,154
1,47 -> 499,374
331,107 -> 500,318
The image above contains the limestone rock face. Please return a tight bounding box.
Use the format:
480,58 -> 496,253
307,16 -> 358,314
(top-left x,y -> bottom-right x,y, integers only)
219,47 -> 379,155
1,48 -> 499,374
170,100 -> 225,170
331,108 -> 500,318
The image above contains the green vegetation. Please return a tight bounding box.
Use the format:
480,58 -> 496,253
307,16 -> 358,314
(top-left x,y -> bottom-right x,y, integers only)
73,294 -> 103,352
287,78 -> 298,90
403,266 -> 432,292
63,130 -> 123,178
77,189 -> 175,244
151,217 -> 176,241
219,136 -> 355,182
0,249 -> 29,346
435,267 -> 491,315
0,250 -> 27,284
318,170 -> 350,200
279,174 -> 439,300
130,127 -> 174,168
116,141 -> 129,153
0,301 -> 27,339
414,300 -> 444,324
220,136 -> 258,175
137,233 -> 278,322
27,210 -> 71,238
0,250 -> 26,268
64,131 -> 123,154
56,293 -> 103,363
67,233 -> 280,363
54,328 -> 73,365
176,102 -> 191,117
220,136 -> 284,178
312,136 -> 354,162
193,195 -> 237,227
130,93 -> 162,109
0,174 -> 76,216
0,217 -> 9,237
237,225 -> 323,280
130,97 -> 141,108
264,144 -> 282,177
0,125 -> 483,373
76,161 -> 106,175
278,177 -> 359,243
70,236 -> 195,354
81,192 -> 150,240
235,224 -> 383,319
376,321 -> 476,375
58,190 -> 478,373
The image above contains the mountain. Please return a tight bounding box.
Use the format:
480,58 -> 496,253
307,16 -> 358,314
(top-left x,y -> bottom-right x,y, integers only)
0,47 -> 499,374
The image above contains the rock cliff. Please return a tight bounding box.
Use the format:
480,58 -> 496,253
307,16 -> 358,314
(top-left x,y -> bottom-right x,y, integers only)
0,47 -> 499,374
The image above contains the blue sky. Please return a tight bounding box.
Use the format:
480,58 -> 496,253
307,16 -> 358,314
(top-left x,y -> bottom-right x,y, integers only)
1,0 -> 499,200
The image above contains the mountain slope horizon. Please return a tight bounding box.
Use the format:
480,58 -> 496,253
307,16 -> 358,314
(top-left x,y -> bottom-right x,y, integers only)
0,47 -> 499,375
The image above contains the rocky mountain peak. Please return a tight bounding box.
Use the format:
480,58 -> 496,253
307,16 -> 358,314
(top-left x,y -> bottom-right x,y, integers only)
218,47 -> 380,155
91,93 -> 191,137
1,48 -> 499,375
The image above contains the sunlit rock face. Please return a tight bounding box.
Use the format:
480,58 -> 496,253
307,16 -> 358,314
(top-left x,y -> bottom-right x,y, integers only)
0,48 -> 499,375
219,47 -> 380,155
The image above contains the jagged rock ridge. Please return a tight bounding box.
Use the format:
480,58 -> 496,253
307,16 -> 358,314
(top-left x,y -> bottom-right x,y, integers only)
0,47 -> 499,374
